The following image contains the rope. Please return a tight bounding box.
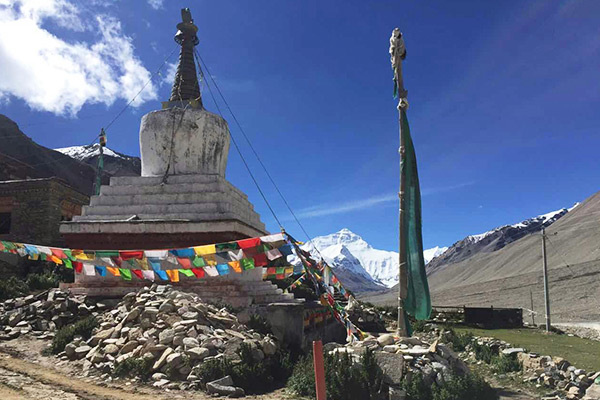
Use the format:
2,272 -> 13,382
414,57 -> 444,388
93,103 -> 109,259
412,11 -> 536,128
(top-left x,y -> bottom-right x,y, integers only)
194,50 -> 324,257
192,51 -> 283,229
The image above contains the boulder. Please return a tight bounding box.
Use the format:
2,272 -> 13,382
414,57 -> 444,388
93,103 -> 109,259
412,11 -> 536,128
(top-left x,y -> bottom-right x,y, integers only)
153,347 -> 174,370
185,347 -> 209,360
377,334 -> 395,347
375,352 -> 404,385
206,375 -> 245,397
158,328 -> 175,344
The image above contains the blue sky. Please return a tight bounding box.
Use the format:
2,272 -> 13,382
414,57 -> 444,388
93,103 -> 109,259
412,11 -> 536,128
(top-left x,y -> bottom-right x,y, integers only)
1,1 -> 599,251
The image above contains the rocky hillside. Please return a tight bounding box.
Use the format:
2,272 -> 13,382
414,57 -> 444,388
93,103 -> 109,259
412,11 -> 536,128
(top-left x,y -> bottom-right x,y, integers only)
0,114 -> 98,194
0,115 -> 141,195
426,206 -> 575,276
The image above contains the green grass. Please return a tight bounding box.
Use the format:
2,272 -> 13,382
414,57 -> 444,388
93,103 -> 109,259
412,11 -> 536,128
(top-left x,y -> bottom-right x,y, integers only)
453,326 -> 600,372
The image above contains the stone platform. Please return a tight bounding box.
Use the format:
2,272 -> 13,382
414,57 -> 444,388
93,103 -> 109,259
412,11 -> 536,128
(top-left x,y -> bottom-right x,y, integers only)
62,268 -> 296,307
60,174 -> 267,249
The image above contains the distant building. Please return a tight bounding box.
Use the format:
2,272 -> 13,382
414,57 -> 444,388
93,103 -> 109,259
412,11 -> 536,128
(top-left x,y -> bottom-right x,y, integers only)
0,177 -> 88,247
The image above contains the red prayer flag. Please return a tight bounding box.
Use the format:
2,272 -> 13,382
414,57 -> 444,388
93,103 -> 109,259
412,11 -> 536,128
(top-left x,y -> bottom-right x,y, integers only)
177,257 -> 192,269
119,251 -> 144,260
131,269 -> 144,279
51,248 -> 67,259
253,253 -> 268,267
111,257 -> 123,267
191,268 -> 205,278
237,237 -> 261,249
73,261 -> 83,274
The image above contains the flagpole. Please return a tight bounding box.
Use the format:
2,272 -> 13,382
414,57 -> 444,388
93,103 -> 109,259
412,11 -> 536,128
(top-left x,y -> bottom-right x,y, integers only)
390,28 -> 409,337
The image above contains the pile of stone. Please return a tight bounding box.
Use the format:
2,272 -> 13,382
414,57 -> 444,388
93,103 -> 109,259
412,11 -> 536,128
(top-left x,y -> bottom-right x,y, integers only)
344,298 -> 387,333
0,289 -> 98,341
63,285 -> 278,395
325,332 -> 469,398
472,336 -> 600,400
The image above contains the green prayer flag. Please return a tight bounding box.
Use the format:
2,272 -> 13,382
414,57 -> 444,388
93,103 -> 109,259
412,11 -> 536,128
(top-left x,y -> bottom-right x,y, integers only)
400,108 -> 431,321
179,269 -> 195,277
64,258 -> 72,269
96,251 -> 119,258
119,268 -> 132,281
215,242 -> 239,251
192,256 -> 205,267
241,258 -> 255,270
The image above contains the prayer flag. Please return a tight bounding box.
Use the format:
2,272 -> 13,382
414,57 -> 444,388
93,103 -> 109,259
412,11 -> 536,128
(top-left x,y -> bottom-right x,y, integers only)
215,252 -> 231,264
400,108 -> 431,321
191,268 -> 205,278
142,270 -> 155,281
216,264 -> 229,275
106,266 -> 120,276
83,264 -> 95,276
144,250 -> 168,259
253,253 -> 268,267
131,269 -> 144,279
119,268 -> 132,280
170,248 -> 195,258
237,237 -> 261,249
193,244 -> 216,256
216,242 -> 238,251
179,269 -> 195,277
95,251 -> 119,258
228,260 -> 242,273
73,261 -> 83,274
204,266 -> 219,277
95,266 -> 107,276
227,249 -> 244,261
266,248 -> 282,261
165,269 -> 179,282
119,251 -> 144,260
279,244 -> 293,256
241,258 -> 255,270
192,256 -> 205,267
176,257 -> 192,269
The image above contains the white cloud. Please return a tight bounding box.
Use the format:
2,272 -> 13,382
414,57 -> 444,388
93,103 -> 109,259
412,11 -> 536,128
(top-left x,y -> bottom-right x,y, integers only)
293,182 -> 475,219
161,61 -> 177,86
147,0 -> 163,10
0,0 -> 157,115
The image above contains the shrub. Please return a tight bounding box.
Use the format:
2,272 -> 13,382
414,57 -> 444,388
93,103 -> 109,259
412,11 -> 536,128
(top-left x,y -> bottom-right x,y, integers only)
113,357 -> 153,381
287,348 -> 385,400
432,373 -> 498,400
247,314 -> 271,335
449,330 -> 474,352
473,341 -> 498,364
0,276 -> 29,300
404,373 -> 433,400
196,343 -> 294,394
491,354 -> 521,373
49,315 -> 98,354
26,271 -> 59,291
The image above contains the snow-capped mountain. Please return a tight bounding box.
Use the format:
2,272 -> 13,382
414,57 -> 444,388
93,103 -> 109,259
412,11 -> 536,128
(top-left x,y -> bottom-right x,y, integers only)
55,144 -> 141,177
302,228 -> 447,290
426,204 -> 579,276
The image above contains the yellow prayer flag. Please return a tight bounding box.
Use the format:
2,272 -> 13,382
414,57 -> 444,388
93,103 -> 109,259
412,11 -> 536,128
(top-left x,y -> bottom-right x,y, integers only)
166,269 -> 180,282
193,244 -> 216,256
228,260 -> 242,273
106,267 -> 120,276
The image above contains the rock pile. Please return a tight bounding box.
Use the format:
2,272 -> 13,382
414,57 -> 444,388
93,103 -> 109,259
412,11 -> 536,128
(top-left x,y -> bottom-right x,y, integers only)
64,285 -> 279,394
345,298 -> 386,333
473,336 -> 600,400
0,289 -> 98,341
325,332 -> 469,392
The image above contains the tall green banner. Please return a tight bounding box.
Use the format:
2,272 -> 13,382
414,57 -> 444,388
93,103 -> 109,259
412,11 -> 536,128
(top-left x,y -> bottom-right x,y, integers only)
400,108 -> 431,320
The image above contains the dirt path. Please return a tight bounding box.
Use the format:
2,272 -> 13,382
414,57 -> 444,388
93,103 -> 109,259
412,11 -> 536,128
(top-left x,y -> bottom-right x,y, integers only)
0,339 -> 293,400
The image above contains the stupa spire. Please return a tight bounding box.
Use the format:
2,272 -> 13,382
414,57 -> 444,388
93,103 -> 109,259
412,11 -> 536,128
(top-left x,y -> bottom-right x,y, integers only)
169,8 -> 202,107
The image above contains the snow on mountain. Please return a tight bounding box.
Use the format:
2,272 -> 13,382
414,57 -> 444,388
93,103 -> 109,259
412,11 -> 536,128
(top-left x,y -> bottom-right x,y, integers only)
55,144 -> 129,161
303,228 -> 447,289
465,205 -> 579,245
423,246 -> 449,264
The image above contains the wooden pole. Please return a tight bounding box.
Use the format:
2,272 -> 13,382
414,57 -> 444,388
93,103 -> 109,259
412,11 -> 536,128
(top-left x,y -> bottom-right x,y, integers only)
541,228 -> 551,332
313,340 -> 326,400
530,288 -> 535,326
397,106 -> 408,337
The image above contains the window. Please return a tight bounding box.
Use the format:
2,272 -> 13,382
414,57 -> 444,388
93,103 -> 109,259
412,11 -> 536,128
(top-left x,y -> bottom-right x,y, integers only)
0,212 -> 11,234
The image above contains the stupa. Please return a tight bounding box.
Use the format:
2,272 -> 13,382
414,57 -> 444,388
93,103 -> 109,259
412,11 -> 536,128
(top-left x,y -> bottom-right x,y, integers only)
61,9 -> 267,250
60,9 -> 292,305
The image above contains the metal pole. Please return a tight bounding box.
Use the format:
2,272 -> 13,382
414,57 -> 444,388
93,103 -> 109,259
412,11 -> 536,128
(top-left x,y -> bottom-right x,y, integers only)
542,228 -> 551,331
397,107 -> 408,337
